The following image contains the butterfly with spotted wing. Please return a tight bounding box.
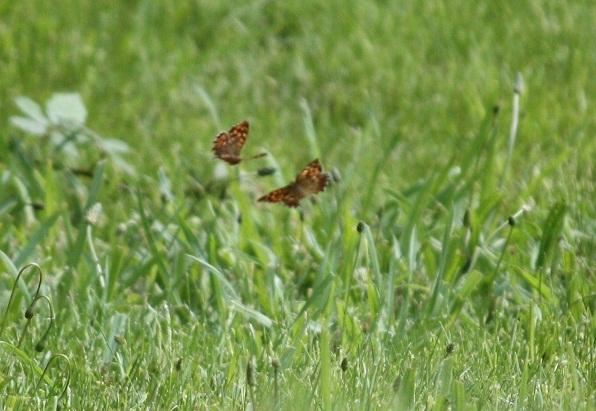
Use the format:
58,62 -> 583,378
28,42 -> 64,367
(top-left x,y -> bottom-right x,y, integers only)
258,159 -> 329,207
212,121 -> 267,165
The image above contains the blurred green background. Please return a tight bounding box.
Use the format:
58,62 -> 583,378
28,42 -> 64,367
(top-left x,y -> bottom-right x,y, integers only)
2,1 -> 593,203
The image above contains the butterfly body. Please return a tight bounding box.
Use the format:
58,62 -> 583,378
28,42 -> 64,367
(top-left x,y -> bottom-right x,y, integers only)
258,159 -> 329,207
212,121 -> 266,165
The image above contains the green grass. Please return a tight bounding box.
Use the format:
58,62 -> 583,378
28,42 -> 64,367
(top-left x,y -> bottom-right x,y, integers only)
1,0 -> 594,409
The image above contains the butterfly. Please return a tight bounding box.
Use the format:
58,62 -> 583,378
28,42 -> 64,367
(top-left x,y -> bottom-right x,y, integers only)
212,121 -> 266,165
258,159 -> 330,207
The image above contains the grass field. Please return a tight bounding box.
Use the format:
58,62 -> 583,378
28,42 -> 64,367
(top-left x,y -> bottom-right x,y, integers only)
1,1 -> 594,409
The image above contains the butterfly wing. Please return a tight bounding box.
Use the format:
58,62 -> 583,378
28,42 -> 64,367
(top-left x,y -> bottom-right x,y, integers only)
258,184 -> 301,207
212,121 -> 249,165
258,159 -> 329,207
294,159 -> 329,196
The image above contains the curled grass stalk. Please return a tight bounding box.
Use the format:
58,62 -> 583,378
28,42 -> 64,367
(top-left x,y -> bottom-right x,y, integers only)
37,353 -> 71,402
18,294 -> 54,351
33,295 -> 55,352
0,263 -> 42,339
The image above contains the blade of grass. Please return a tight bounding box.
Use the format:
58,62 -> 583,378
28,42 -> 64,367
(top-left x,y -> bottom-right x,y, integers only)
535,200 -> 566,269
14,213 -> 59,268
427,209 -> 456,317
361,223 -> 382,330
188,253 -> 239,302
361,111 -> 401,216
299,98 -> 320,160
500,72 -> 524,189
67,161 -> 105,270
397,227 -> 418,336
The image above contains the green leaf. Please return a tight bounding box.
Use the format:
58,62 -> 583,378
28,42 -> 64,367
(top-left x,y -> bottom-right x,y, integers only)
10,116 -> 48,135
14,96 -> 48,124
46,93 -> 87,128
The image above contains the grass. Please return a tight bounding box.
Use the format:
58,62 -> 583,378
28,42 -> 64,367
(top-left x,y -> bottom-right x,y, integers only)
1,0 -> 595,409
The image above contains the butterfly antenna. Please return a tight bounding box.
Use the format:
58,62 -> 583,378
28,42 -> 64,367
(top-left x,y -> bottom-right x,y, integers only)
245,152 -> 268,161
222,167 -> 276,184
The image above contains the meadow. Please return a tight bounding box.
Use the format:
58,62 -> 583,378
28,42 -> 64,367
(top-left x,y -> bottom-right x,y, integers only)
0,1 -> 594,409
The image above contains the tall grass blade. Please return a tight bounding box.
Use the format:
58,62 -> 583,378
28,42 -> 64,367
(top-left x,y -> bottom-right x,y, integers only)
299,98 -> 320,160
194,84 -> 221,128
67,161 -> 105,270
535,200 -> 566,269
14,213 -> 59,268
428,209 -> 456,317
361,112 -> 401,216
188,254 -> 239,302
500,72 -> 524,189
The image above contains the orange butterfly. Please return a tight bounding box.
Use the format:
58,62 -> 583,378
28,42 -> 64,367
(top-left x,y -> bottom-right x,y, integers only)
258,159 -> 330,207
212,121 -> 266,165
